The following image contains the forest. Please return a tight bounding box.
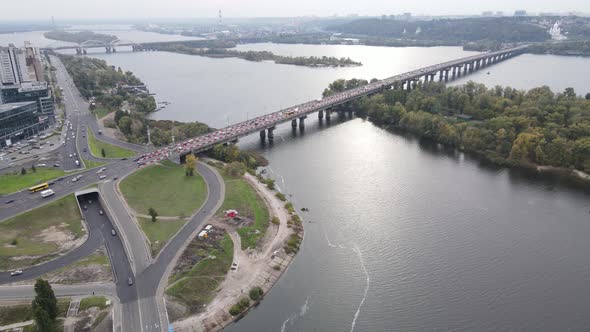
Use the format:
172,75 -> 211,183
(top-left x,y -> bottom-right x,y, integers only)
328,17 -> 551,43
324,79 -> 590,174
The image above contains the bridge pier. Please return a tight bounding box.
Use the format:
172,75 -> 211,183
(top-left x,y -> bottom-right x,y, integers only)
259,130 -> 266,141
444,69 -> 450,82
325,109 -> 331,119
452,67 -> 457,79
439,70 -> 444,82
267,127 -> 275,141
291,119 -> 297,129
299,116 -> 307,129
318,110 -> 324,119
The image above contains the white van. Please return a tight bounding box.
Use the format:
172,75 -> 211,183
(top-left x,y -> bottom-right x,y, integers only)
40,189 -> 55,198
75,160 -> 80,166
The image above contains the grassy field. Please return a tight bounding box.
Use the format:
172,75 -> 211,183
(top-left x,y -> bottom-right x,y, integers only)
92,107 -> 111,119
120,160 -> 207,217
0,168 -> 65,195
0,298 -> 69,327
82,158 -> 107,169
166,234 -> 233,314
0,195 -> 84,270
79,296 -> 109,311
218,174 -> 269,250
138,217 -> 187,256
41,250 -> 111,284
87,129 -> 135,159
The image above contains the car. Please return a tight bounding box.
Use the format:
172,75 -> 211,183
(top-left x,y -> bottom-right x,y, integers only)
54,163 -> 60,167
111,229 -> 117,236
73,153 -> 77,156
69,154 -> 72,158
10,270 -> 23,276
121,158 -> 127,160
72,177 -> 78,182
99,210 -> 104,215
37,163 -> 46,167
127,277 -> 133,286
5,200 -> 14,204
99,175 -> 106,179
83,148 -> 87,152
83,205 -> 87,210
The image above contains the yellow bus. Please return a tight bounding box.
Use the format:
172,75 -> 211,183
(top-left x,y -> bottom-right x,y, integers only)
29,183 -> 49,193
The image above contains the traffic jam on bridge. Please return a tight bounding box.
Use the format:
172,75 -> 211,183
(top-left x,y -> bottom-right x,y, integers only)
135,46 -> 527,167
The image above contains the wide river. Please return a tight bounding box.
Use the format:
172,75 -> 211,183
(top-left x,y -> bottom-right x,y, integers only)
17,31 -> 590,330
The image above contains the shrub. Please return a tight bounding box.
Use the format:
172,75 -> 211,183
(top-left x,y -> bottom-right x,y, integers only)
275,192 -> 286,201
11,239 -> 18,245
229,305 -> 241,316
271,216 -> 280,225
273,265 -> 281,271
249,286 -> 263,301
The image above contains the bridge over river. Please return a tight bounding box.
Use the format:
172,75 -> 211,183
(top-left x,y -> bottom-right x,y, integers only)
136,45 -> 528,166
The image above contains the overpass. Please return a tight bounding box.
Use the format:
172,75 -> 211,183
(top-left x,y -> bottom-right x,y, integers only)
136,45 -> 528,166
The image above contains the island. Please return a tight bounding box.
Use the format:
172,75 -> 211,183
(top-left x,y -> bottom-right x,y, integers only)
44,30 -> 118,44
154,44 -> 362,67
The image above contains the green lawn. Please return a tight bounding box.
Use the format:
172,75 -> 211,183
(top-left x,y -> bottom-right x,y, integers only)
92,107 -> 112,119
0,168 -> 65,195
79,296 -> 109,311
166,234 -> 233,314
87,129 -> 135,159
218,175 -> 269,250
0,195 -> 84,270
138,217 -> 187,256
120,160 -> 207,217
0,298 -> 69,327
83,158 -> 107,169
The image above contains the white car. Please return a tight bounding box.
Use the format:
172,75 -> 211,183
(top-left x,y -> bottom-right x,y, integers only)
99,175 -> 106,179
69,154 -> 73,158
10,270 -> 23,276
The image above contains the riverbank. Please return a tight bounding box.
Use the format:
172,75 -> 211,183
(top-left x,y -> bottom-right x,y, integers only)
171,171 -> 303,332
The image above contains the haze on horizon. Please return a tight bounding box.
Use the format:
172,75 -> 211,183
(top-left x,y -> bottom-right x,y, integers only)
1,0 -> 589,21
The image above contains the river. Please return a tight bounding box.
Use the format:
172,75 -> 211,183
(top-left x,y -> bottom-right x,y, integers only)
12,31 -> 590,330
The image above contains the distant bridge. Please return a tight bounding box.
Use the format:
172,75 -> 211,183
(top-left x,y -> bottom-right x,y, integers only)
135,45 -> 528,166
42,39 -> 206,53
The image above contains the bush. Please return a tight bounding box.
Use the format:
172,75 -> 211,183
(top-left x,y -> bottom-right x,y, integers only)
224,161 -> 246,177
229,297 -> 251,316
284,202 -> 295,214
265,178 -> 275,190
275,192 -> 286,201
249,287 -> 263,301
239,297 -> 250,308
273,265 -> 281,271
229,305 -> 241,316
271,216 -> 280,225
11,239 -> 18,245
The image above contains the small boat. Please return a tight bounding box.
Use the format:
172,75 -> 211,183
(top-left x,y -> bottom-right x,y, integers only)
486,71 -> 490,75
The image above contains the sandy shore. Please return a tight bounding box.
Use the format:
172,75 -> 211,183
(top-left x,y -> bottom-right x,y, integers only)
171,172 -> 302,332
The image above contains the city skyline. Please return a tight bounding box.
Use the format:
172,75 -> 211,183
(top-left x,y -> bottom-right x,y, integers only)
1,0 -> 589,20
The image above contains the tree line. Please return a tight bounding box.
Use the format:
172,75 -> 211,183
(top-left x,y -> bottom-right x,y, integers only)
324,79 -> 590,174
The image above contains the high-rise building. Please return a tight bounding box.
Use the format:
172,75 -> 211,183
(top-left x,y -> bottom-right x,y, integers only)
0,42 -> 54,146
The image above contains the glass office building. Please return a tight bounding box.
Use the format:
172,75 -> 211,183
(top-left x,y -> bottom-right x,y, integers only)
0,101 -> 45,147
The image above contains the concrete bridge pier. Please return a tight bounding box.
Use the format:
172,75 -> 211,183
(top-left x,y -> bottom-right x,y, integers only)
259,130 -> 266,141
439,70 -> 444,82
105,46 -> 112,53
267,127 -> 275,141
463,64 -> 468,75
299,116 -> 307,129
406,80 -> 412,91
456,65 -> 463,77
452,67 -> 457,79
318,110 -> 324,119
444,69 -> 450,82
430,74 -> 436,82
291,119 -> 297,129
325,109 -> 331,119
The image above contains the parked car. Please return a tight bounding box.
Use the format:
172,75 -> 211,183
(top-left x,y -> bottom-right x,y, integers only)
111,229 -> 117,236
99,210 -> 104,215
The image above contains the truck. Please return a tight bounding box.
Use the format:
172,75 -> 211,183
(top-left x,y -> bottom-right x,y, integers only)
40,189 -> 55,198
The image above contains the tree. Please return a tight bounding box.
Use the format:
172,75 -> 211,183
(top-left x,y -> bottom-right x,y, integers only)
585,93 -> 590,100
249,286 -> 263,301
101,148 -> 106,158
21,167 -> 26,175
32,305 -> 53,332
31,164 -> 36,173
185,154 -> 197,176
148,207 -> 158,222
118,116 -> 133,135
32,279 -> 58,321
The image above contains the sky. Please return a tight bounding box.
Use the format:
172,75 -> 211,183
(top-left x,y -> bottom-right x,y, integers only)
2,0 -> 589,21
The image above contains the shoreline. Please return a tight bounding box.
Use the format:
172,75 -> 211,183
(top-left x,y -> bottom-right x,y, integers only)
171,170 -> 303,331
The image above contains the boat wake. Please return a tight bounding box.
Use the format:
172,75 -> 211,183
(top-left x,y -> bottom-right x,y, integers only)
350,244 -> 370,332
280,296 -> 311,332
321,222 -> 338,248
